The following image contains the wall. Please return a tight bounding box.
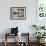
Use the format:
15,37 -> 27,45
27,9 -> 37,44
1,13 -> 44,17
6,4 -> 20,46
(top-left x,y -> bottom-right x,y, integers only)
0,0 -> 36,42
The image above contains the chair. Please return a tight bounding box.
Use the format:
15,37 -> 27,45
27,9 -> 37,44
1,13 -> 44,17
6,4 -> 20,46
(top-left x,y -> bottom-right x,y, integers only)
4,33 -> 18,46
18,33 -> 30,46
4,27 -> 19,46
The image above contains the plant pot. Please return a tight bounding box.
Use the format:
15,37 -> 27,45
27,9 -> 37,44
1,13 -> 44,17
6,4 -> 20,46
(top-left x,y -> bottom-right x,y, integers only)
37,39 -> 40,43
40,38 -> 45,43
37,39 -> 45,44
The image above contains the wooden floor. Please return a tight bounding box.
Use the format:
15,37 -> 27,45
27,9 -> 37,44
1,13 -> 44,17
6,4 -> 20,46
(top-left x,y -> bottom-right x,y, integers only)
0,42 -> 46,46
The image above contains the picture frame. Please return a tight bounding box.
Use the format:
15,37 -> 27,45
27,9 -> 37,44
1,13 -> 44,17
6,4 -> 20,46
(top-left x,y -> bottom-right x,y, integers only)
10,7 -> 26,20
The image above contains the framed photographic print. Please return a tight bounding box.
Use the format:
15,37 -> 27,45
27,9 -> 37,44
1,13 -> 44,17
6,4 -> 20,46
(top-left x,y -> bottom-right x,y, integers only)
10,7 -> 26,20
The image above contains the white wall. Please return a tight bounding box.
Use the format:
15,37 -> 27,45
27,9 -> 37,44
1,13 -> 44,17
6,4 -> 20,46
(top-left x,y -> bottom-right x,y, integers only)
0,0 -> 36,42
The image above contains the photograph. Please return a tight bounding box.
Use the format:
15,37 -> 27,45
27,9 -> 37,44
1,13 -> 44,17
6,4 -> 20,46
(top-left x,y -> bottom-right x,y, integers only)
10,7 -> 26,20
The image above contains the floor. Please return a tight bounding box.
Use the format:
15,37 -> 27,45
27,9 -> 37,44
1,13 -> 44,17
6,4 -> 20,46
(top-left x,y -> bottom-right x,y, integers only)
0,42 -> 46,46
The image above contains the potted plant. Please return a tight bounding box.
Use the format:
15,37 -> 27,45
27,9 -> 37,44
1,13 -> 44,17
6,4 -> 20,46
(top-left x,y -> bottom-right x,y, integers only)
32,24 -> 45,30
33,32 -> 46,43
